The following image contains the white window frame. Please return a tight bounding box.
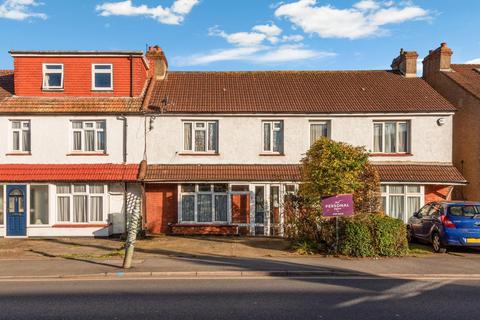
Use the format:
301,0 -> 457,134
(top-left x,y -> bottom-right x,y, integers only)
182,120 -> 218,153
92,64 -> 113,91
178,184 -> 230,224
0,185 -> 4,226
28,184 -> 51,226
42,63 -> 64,90
373,121 -> 410,154
381,184 -> 424,223
262,120 -> 284,153
309,120 -> 330,147
70,120 -> 106,153
55,183 -> 108,224
10,120 -> 31,153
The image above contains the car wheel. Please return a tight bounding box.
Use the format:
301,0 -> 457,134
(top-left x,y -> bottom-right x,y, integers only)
407,227 -> 415,243
432,232 -> 447,253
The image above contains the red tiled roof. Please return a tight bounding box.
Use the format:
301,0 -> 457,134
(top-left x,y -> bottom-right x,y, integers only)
144,163 -> 466,184
445,64 -> 480,100
0,70 -> 14,100
148,71 -> 455,113
0,164 -> 139,182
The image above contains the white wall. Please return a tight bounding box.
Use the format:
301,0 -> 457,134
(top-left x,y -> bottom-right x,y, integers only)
0,115 -> 145,164
145,114 -> 453,164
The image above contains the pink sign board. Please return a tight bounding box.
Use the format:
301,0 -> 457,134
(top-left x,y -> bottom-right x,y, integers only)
322,194 -> 354,217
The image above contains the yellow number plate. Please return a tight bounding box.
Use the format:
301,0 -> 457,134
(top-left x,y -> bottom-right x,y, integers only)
466,238 -> 480,243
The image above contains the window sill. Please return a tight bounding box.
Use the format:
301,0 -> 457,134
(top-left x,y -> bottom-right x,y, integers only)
91,89 -> 113,92
52,224 -> 109,228
6,152 -> 31,156
370,153 -> 413,157
259,152 -> 285,156
66,153 -> 109,156
42,89 -> 64,92
178,152 -> 220,156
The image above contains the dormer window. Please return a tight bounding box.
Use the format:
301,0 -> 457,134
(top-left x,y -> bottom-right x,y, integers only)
92,64 -> 113,91
42,64 -> 64,90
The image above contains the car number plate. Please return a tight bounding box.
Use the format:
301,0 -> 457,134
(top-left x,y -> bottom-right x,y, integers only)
466,238 -> 480,243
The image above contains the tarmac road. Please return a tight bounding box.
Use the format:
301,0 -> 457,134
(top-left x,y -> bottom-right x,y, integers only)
0,276 -> 477,320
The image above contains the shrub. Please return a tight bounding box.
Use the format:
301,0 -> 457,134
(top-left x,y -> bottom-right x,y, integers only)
292,239 -> 318,255
340,217 -> 375,257
369,214 -> 409,257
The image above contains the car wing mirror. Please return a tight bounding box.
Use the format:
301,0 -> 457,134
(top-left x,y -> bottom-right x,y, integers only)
413,211 -> 421,218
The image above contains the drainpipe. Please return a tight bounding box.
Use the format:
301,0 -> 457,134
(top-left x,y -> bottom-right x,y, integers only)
117,115 -> 128,237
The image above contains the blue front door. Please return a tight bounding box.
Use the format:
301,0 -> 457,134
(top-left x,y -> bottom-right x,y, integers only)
6,185 -> 27,236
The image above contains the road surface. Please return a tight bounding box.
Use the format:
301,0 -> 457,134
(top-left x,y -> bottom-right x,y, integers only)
0,276 -> 477,319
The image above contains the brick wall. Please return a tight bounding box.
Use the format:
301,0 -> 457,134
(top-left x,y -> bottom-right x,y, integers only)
425,185 -> 452,202
145,184 -> 178,234
13,56 -> 148,97
171,224 -> 238,235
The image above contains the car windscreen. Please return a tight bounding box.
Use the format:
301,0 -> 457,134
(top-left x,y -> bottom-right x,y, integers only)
448,205 -> 480,217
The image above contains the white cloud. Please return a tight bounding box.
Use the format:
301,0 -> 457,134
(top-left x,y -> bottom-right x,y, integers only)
176,23 -> 334,66
96,0 -> 199,25
275,0 -> 429,39
466,58 -> 480,64
0,0 -> 46,20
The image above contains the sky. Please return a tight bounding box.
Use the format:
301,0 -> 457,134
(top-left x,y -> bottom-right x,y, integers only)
0,0 -> 479,71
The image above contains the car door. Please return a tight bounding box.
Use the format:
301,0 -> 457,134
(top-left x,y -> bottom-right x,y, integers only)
421,203 -> 441,240
411,204 -> 431,238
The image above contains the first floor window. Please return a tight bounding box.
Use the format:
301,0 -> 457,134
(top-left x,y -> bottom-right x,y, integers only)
30,185 -> 49,225
373,121 -> 409,153
11,120 -> 31,152
381,184 -> 422,222
183,121 -> 218,153
72,120 -> 106,153
263,120 -> 283,153
56,184 -> 106,223
310,121 -> 329,146
180,184 -> 228,223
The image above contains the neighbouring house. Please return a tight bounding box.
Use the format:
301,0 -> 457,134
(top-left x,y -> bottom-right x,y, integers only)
423,43 -> 480,200
0,50 -> 148,237
0,45 -> 467,238
141,46 -> 466,236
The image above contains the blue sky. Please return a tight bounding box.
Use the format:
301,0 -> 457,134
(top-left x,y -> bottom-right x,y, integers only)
0,0 -> 478,71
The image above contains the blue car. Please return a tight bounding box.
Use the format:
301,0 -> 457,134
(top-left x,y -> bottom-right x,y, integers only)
407,201 -> 480,253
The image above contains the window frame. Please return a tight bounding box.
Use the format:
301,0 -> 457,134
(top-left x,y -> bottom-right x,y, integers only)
182,120 -> 219,154
91,64 -> 113,91
42,63 -> 64,90
70,120 -> 107,154
373,120 -> 410,154
381,184 -> 424,223
10,120 -> 31,153
309,120 -> 330,147
262,120 -> 284,154
0,185 -> 4,226
55,183 -> 107,224
29,184 -> 50,226
178,184 -> 230,224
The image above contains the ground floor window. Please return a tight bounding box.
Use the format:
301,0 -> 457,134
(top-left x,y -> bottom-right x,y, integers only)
30,185 -> 49,225
56,183 -> 107,223
180,184 -> 229,223
381,184 -> 423,222
0,185 -> 3,225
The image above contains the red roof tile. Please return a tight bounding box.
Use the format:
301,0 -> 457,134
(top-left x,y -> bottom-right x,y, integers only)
145,163 -> 466,184
148,71 -> 455,113
0,164 -> 139,182
445,64 -> 480,100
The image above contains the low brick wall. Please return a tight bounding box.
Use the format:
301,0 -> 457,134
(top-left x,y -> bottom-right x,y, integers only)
170,224 -> 239,235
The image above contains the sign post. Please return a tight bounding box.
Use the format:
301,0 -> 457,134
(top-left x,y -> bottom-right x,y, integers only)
321,194 -> 354,254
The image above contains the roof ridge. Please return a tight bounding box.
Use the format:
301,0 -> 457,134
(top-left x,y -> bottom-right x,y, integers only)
167,70 -> 395,74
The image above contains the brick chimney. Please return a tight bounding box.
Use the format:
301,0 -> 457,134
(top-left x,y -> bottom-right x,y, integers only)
146,45 -> 168,80
422,42 -> 453,78
391,48 -> 419,78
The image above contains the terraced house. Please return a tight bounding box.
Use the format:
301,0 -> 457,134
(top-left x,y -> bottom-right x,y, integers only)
0,45 -> 467,238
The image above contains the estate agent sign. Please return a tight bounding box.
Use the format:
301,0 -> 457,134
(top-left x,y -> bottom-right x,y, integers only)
322,194 -> 354,217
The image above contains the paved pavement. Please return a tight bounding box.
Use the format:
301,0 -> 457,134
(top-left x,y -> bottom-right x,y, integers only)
0,277 -> 478,319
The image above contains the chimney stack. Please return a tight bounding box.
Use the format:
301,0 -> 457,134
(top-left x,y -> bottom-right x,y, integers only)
146,45 -> 168,80
391,48 -> 419,78
422,42 -> 453,78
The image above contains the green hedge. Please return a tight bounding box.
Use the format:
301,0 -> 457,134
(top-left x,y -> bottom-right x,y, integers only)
318,213 -> 408,257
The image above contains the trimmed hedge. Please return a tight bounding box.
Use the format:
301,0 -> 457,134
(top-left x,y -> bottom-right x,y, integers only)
318,213 -> 408,257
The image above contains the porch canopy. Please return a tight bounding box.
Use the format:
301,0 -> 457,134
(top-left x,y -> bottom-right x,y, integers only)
144,163 -> 467,185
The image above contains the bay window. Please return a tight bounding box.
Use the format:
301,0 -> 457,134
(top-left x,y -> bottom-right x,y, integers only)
183,121 -> 218,153
263,120 -> 283,153
71,120 -> 106,153
180,184 -> 228,223
373,121 -> 409,153
381,184 -> 423,222
56,184 -> 106,223
11,120 -> 31,153
310,121 -> 329,146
